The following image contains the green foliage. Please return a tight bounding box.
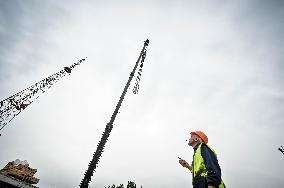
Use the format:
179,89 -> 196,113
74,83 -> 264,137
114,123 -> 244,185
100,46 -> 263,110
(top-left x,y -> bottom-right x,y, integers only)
104,181 -> 142,188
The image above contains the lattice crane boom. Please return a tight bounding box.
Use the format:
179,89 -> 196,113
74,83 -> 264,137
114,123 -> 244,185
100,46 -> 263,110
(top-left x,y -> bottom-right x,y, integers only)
79,40 -> 149,188
0,58 -> 86,134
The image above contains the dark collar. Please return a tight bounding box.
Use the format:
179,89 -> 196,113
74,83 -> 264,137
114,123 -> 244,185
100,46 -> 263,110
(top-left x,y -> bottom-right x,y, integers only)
194,143 -> 201,151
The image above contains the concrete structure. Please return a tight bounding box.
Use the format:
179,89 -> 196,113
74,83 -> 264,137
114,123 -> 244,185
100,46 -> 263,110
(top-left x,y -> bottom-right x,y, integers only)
0,173 -> 38,188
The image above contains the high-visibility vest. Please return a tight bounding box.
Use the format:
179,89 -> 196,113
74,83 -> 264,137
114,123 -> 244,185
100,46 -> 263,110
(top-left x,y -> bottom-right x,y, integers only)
192,143 -> 225,188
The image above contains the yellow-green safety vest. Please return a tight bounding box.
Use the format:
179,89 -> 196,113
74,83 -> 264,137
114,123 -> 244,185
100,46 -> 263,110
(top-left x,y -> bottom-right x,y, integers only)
192,143 -> 225,188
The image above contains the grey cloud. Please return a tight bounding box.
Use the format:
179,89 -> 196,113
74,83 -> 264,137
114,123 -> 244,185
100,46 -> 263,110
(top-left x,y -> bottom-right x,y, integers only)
0,1 -> 69,81
227,0 -> 284,85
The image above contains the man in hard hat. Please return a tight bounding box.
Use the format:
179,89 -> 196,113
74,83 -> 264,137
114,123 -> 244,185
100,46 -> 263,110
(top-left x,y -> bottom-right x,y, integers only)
179,131 -> 225,188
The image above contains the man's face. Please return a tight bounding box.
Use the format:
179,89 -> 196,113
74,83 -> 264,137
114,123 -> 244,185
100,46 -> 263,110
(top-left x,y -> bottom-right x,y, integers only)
188,134 -> 199,146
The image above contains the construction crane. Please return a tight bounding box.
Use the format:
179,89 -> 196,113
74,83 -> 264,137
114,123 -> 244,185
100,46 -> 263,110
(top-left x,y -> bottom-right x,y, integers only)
79,39 -> 149,188
0,58 -> 85,135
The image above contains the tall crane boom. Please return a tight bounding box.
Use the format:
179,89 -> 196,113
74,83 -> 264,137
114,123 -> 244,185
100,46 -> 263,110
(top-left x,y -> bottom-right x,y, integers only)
79,40 -> 149,188
0,58 -> 86,134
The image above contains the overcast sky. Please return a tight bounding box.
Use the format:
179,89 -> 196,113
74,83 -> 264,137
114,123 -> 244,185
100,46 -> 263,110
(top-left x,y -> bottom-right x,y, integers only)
0,0 -> 284,187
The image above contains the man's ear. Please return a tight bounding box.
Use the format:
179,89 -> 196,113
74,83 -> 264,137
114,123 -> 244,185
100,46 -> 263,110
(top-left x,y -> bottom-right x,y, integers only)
196,137 -> 202,142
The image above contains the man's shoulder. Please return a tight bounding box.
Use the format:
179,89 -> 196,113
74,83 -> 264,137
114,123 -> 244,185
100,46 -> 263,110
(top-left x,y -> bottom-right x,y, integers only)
201,143 -> 216,156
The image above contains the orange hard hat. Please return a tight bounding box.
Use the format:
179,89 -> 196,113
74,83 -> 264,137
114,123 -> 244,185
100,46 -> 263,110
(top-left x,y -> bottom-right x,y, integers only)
190,131 -> 208,144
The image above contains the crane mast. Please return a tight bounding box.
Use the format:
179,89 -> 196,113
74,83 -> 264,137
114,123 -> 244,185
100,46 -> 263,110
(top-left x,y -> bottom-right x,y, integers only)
79,39 -> 149,188
0,58 -> 85,134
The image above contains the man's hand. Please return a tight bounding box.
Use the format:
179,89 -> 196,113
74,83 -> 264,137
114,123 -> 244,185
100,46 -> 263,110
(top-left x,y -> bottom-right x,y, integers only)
208,186 -> 215,188
178,159 -> 192,171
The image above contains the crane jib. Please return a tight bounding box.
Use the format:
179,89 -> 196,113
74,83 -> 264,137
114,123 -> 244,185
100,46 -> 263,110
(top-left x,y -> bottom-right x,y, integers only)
79,39 -> 149,188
